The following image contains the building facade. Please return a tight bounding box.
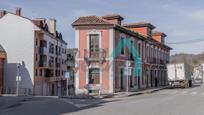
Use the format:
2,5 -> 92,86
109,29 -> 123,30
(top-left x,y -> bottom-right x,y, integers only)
0,8 -> 68,96
66,48 -> 78,95
0,44 -> 6,94
72,14 -> 171,94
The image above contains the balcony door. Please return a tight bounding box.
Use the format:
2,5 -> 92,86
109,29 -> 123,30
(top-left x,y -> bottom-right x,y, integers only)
88,68 -> 100,85
89,34 -> 99,58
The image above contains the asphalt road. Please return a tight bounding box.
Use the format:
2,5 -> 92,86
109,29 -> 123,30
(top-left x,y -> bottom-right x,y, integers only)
66,83 -> 204,115
1,83 -> 204,115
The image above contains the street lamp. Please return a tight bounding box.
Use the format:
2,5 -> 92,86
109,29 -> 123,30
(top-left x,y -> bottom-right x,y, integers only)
125,60 -> 131,95
16,63 -> 21,96
65,72 -> 70,96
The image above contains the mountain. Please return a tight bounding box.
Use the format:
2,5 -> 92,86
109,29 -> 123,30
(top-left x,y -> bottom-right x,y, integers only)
170,53 -> 204,67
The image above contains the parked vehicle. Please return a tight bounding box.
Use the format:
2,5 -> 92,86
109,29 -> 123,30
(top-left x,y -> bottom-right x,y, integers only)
167,63 -> 192,88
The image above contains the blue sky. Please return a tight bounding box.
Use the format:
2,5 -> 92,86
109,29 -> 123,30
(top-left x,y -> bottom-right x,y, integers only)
1,0 -> 204,55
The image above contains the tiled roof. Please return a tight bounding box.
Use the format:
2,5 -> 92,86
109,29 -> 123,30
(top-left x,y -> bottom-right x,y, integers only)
0,10 -> 67,45
152,31 -> 167,37
72,16 -> 113,26
72,14 -> 171,50
0,44 -> 5,52
123,22 -> 155,29
102,14 -> 124,20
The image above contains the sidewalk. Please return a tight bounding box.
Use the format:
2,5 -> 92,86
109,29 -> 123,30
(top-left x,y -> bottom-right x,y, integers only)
62,86 -> 168,99
111,86 -> 168,98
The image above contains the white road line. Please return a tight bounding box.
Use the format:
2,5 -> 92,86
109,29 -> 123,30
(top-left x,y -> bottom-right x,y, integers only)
190,92 -> 197,95
62,99 -> 101,108
63,99 -> 90,108
62,99 -> 83,108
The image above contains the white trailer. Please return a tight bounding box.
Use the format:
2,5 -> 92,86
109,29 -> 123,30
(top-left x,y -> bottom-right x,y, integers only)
167,63 -> 192,88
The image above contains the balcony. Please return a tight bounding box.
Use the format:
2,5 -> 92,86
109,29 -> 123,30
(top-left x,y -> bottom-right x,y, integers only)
39,61 -> 47,67
84,48 -> 106,63
56,62 -> 61,68
39,47 -> 47,55
49,61 -> 54,67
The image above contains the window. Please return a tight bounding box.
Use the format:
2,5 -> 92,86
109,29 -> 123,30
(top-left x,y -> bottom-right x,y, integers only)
35,54 -> 38,61
40,69 -> 42,76
130,40 -> 134,60
121,38 -> 125,55
35,69 -> 38,76
89,34 -> 99,51
89,34 -> 99,57
36,40 -> 38,46
49,42 -> 54,54
40,40 -> 47,47
138,43 -> 141,56
89,68 -> 100,84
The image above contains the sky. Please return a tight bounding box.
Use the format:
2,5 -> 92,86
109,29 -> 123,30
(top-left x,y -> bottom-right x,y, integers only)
1,0 -> 204,55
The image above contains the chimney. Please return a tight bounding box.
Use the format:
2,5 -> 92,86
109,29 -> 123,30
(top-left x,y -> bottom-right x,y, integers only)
49,18 -> 56,35
102,14 -> 124,25
0,10 -> 6,18
152,31 -> 166,43
16,8 -> 21,16
123,22 -> 155,38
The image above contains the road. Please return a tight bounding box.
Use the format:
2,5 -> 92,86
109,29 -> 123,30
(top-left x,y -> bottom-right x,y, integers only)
1,83 -> 204,115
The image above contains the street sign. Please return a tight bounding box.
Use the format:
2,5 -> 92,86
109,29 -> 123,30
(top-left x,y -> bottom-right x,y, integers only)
64,72 -> 70,79
16,76 -> 21,81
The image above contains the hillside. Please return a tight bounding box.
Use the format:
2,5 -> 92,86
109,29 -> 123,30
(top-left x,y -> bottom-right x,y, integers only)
170,53 -> 204,67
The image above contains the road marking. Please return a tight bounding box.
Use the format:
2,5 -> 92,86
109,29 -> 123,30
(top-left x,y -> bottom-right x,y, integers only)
171,90 -> 178,94
62,99 -> 90,108
190,92 -> 197,95
181,91 -> 187,95
62,99 -> 79,108
62,99 -> 101,108
201,92 -> 204,96
159,91 -> 169,95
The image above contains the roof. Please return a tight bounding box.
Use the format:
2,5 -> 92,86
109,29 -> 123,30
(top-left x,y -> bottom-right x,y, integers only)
123,22 -> 155,29
0,44 -> 5,52
72,14 -> 171,50
102,14 -> 124,20
152,31 -> 167,37
0,10 -> 67,45
72,16 -> 113,26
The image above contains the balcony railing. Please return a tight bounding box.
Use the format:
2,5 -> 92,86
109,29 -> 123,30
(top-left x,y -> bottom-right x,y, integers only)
39,61 -> 47,67
84,48 -> 106,63
39,47 -> 47,55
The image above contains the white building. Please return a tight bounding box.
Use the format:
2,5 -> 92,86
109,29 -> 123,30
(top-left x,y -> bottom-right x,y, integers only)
0,8 -> 68,96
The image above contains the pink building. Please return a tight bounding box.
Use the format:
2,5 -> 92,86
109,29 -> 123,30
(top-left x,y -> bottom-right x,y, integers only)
72,14 -> 171,94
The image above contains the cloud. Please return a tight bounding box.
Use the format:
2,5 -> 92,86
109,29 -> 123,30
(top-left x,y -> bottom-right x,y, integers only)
188,10 -> 204,20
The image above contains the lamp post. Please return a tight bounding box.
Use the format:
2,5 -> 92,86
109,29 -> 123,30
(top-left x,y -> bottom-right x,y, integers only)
16,63 -> 21,96
201,65 -> 203,83
125,61 -> 130,95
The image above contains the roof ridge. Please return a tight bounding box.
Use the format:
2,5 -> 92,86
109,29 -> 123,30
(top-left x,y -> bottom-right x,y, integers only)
0,44 -> 5,52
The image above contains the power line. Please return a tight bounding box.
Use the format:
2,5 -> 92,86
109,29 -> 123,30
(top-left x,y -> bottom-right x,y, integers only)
166,38 -> 204,44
